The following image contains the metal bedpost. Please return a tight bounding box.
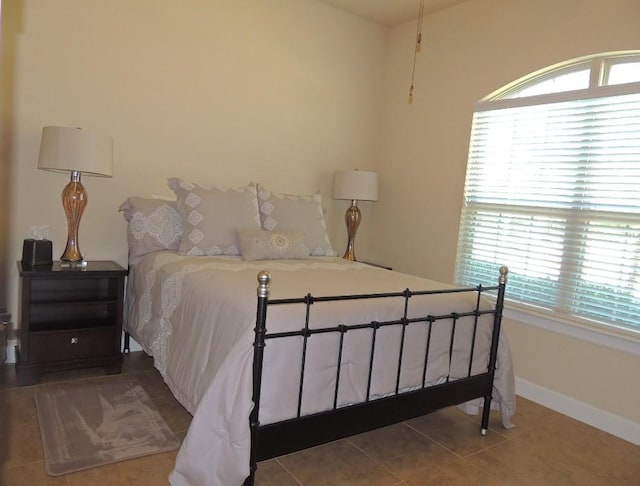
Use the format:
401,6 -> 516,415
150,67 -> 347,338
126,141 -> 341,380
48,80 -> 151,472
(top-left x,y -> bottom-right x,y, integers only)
245,271 -> 271,486
480,265 -> 508,436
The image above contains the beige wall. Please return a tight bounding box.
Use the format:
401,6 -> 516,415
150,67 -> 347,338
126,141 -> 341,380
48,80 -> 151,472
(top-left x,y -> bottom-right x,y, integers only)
0,0 -> 20,316
2,0 -> 385,339
375,0 -> 640,425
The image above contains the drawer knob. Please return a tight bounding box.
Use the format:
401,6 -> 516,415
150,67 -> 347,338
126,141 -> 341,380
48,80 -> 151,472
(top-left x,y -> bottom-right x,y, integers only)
71,337 -> 79,344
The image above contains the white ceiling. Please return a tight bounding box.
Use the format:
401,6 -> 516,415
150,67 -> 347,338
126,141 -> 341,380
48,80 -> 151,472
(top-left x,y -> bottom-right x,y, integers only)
317,0 -> 469,26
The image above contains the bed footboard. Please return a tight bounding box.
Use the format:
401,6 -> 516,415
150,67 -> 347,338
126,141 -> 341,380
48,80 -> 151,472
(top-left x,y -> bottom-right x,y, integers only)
245,266 -> 508,485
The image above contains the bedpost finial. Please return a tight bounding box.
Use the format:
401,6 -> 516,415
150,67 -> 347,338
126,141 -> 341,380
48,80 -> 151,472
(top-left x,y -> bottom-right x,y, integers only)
499,266 -> 508,284
257,271 -> 271,298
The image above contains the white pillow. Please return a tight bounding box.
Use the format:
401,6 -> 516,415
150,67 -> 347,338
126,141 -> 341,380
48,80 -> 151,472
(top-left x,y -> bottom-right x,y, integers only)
168,178 -> 260,256
256,184 -> 336,257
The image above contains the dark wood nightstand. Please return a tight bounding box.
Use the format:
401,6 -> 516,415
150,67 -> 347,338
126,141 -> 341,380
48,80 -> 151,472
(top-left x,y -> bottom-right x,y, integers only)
15,260 -> 128,386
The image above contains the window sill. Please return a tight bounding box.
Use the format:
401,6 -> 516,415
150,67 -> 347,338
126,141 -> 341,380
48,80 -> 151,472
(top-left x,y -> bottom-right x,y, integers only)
503,303 -> 640,356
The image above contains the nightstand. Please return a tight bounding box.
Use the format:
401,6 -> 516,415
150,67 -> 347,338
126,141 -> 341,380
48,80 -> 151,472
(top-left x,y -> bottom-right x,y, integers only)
15,261 -> 128,386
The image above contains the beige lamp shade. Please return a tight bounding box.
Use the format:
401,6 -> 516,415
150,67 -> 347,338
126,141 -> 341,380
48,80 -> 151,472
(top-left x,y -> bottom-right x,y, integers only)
38,126 -> 113,177
333,170 -> 378,202
37,126 -> 113,262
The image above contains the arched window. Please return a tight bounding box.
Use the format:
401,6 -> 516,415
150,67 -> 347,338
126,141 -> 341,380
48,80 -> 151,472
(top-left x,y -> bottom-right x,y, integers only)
455,52 -> 640,335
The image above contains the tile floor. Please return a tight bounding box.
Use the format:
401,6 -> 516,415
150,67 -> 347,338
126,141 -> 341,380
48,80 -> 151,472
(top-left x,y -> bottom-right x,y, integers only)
1,352 -> 638,485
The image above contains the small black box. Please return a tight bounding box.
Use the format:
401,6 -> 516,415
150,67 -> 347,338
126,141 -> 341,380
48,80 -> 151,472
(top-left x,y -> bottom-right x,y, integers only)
21,239 -> 53,267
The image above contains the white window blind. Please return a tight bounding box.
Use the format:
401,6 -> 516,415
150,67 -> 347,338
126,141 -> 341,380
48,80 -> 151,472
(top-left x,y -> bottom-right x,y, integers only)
455,87 -> 640,332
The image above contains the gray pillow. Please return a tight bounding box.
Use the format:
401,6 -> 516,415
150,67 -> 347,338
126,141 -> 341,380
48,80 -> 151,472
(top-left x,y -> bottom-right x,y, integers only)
237,229 -> 310,261
256,184 -> 336,257
168,178 -> 260,256
119,197 -> 183,264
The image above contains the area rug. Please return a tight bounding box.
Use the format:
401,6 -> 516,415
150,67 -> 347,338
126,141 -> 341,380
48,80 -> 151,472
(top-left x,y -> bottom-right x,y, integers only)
35,377 -> 181,476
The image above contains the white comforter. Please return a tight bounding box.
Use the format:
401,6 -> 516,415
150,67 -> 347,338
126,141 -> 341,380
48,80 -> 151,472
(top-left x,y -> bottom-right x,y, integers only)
124,252 -> 515,486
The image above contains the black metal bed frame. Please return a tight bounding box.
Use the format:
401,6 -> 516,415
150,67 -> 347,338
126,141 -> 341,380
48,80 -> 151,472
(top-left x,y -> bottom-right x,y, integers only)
244,266 -> 508,485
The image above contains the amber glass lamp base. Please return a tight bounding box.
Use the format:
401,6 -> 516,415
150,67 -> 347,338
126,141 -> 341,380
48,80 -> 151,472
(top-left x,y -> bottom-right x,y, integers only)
60,171 -> 87,262
342,200 -> 361,261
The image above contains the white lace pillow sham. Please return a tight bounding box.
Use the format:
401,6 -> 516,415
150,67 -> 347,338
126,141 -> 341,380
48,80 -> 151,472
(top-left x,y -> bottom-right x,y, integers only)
168,178 -> 260,256
256,184 -> 336,257
237,229 -> 310,261
119,197 -> 183,264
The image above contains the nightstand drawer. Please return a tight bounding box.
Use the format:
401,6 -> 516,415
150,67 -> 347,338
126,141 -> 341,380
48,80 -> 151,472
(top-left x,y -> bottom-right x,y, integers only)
29,328 -> 116,363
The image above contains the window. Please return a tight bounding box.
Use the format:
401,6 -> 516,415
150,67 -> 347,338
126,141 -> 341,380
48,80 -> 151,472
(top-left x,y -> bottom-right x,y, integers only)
455,52 -> 640,335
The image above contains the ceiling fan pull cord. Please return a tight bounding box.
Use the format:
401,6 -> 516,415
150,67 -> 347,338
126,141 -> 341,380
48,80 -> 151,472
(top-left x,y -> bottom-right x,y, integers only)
409,0 -> 425,104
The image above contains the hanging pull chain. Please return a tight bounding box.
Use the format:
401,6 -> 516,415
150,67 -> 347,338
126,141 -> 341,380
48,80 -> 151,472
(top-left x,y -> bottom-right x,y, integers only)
409,0 -> 425,104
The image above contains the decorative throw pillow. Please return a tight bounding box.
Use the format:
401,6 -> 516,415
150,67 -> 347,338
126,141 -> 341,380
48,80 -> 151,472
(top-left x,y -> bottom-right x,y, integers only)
256,184 -> 336,257
119,197 -> 183,264
168,178 -> 261,256
237,229 -> 310,261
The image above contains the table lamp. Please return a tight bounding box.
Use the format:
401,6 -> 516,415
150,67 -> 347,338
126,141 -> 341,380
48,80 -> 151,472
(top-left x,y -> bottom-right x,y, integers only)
37,126 -> 113,262
333,169 -> 378,261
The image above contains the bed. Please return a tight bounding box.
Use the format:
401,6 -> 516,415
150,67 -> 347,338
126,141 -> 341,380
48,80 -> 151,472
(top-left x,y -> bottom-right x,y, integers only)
120,179 -> 515,486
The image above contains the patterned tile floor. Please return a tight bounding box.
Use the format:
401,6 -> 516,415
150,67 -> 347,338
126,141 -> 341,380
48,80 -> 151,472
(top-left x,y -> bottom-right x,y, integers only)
1,352 -> 638,485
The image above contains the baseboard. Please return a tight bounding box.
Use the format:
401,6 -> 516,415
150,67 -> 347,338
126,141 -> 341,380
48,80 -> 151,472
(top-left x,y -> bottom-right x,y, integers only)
128,339 -> 143,352
5,339 -> 16,364
515,377 -> 640,445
